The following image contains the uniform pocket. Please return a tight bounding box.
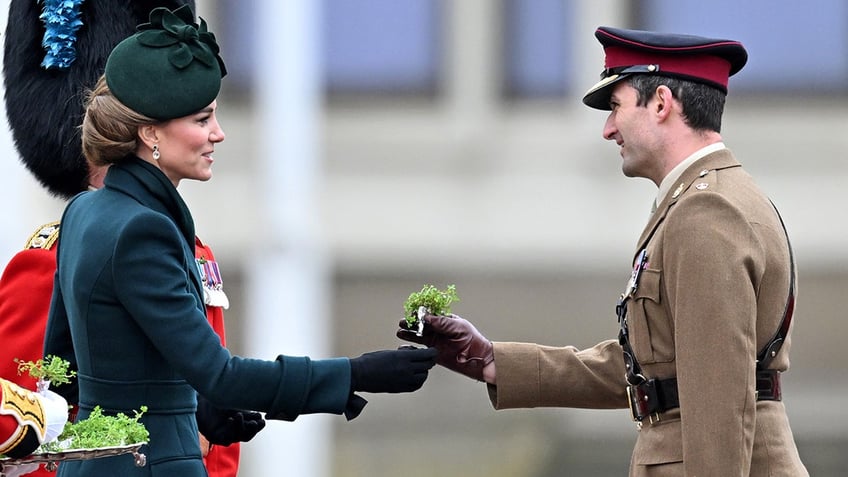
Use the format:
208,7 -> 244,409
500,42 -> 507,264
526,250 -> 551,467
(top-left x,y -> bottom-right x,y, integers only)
628,268 -> 674,364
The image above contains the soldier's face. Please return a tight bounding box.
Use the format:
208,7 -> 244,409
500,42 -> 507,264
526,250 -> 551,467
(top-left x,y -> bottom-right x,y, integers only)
602,83 -> 662,183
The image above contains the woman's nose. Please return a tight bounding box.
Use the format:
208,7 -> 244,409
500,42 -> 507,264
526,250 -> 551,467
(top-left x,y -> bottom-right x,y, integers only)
211,122 -> 225,142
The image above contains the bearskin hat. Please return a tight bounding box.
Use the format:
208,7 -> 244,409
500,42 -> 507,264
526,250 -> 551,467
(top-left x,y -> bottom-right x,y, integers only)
3,0 -> 195,199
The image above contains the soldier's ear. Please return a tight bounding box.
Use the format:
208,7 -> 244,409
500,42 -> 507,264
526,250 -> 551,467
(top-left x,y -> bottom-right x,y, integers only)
653,85 -> 675,120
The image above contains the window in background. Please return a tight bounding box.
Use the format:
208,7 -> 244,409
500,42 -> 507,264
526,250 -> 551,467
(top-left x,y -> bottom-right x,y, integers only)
217,0 -> 443,97
216,0 -> 255,93
637,0 -> 848,93
323,0 -> 443,97
502,0 -> 573,98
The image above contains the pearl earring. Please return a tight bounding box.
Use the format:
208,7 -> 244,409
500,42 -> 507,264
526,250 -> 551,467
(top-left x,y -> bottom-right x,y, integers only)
152,144 -> 160,160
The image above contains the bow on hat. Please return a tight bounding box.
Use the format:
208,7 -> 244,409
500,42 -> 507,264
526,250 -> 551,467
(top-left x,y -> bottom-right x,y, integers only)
104,3 -> 227,119
136,5 -> 227,77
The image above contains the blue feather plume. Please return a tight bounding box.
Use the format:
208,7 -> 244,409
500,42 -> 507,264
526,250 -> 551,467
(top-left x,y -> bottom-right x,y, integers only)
39,0 -> 85,69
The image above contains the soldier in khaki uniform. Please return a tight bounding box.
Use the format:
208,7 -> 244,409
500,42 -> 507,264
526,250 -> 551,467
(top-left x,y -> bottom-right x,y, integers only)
399,26 -> 809,476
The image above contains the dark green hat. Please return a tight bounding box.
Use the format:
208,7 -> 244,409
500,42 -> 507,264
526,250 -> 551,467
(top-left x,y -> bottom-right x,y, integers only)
104,5 -> 226,120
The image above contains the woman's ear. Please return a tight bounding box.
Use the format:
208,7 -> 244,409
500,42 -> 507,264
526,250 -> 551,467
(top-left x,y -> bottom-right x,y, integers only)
137,124 -> 158,150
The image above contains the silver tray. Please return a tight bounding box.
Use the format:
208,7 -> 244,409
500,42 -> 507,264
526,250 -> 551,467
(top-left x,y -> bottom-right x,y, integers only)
0,442 -> 147,473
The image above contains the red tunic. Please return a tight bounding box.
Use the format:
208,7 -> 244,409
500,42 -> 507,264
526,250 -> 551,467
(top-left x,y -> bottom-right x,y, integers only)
0,223 -> 59,393
194,237 -> 240,477
0,225 -> 240,477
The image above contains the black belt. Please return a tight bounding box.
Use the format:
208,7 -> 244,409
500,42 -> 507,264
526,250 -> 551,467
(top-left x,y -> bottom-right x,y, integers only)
627,369 -> 781,424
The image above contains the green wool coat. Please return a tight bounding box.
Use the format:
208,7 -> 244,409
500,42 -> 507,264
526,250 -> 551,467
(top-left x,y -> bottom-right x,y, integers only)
44,157 -> 353,476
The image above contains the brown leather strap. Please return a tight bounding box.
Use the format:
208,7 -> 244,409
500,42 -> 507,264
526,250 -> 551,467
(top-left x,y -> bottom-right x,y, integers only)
628,370 -> 781,422
618,201 -> 796,386
617,249 -> 649,385
757,202 -> 796,370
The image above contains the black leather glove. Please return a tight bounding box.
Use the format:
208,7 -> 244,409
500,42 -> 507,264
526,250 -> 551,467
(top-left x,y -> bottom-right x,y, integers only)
196,394 -> 266,446
397,314 -> 494,381
349,347 -> 438,394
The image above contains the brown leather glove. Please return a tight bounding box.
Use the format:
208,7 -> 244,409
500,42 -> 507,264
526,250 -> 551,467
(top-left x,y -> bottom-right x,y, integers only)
397,314 -> 493,381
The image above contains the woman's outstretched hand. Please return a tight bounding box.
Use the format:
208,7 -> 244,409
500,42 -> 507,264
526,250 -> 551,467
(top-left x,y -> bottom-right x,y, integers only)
349,346 -> 438,393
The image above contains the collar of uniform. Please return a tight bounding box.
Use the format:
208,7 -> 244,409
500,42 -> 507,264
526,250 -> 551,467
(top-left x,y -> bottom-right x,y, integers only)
636,148 -> 740,251
655,142 -> 726,207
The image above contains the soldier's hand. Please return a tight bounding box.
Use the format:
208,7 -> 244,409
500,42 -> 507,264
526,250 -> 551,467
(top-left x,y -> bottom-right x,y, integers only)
397,314 -> 494,381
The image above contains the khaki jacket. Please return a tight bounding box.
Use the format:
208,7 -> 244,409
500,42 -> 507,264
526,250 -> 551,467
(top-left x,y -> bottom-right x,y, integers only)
488,150 -> 808,476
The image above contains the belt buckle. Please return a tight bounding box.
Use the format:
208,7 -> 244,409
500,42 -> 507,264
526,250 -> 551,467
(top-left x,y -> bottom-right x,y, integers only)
627,384 -> 660,428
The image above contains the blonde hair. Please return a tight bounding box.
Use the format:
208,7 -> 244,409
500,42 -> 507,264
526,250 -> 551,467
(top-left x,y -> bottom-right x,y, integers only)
81,76 -> 158,167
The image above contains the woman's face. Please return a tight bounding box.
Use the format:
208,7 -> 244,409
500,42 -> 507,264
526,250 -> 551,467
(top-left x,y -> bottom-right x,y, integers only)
154,101 -> 225,186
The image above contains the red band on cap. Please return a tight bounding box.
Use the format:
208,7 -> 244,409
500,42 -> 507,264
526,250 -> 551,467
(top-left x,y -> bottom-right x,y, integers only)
604,46 -> 732,89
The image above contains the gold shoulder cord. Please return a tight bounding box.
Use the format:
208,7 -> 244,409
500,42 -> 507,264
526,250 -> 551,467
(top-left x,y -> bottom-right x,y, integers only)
24,221 -> 60,250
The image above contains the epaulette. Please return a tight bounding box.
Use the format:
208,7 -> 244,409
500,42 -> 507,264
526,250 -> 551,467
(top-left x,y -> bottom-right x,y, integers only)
692,168 -> 717,190
669,168 -> 717,203
25,221 -> 60,250
0,378 -> 48,457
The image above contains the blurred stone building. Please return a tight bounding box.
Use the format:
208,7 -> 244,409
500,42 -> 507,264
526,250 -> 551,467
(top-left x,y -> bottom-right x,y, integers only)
4,0 -> 846,475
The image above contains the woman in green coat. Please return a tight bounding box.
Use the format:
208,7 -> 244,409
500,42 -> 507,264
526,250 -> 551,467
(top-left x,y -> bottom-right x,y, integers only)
43,6 -> 436,476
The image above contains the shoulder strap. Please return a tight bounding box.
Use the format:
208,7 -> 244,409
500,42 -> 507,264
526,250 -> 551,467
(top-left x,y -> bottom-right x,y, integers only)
619,202 -> 796,382
617,249 -> 649,385
756,202 -> 796,370
24,221 -> 60,250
